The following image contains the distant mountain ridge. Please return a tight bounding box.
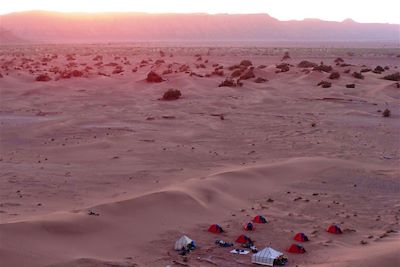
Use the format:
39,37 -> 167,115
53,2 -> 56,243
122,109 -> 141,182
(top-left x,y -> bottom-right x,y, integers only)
0,11 -> 399,44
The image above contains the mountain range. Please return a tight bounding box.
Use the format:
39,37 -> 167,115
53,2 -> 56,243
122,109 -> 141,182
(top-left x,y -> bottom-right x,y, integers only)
0,11 -> 399,44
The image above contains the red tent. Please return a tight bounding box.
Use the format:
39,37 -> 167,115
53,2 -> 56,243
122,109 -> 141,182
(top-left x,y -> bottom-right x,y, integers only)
236,234 -> 253,244
287,244 -> 306,254
252,215 -> 268,224
326,224 -> 342,234
294,232 -> 309,242
244,222 -> 255,231
208,224 -> 224,233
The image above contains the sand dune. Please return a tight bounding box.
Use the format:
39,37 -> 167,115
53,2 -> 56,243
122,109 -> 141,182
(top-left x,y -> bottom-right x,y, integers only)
0,45 -> 399,266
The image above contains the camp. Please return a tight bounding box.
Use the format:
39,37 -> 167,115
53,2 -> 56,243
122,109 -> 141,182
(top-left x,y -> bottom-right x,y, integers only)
208,224 -> 224,233
293,232 -> 309,242
253,215 -> 268,224
244,222 -> 255,231
287,244 -> 306,254
252,247 -> 287,266
326,224 -> 342,234
174,235 -> 196,251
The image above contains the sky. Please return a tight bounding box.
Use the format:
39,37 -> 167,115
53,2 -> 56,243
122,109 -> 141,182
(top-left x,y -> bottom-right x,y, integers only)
0,0 -> 399,24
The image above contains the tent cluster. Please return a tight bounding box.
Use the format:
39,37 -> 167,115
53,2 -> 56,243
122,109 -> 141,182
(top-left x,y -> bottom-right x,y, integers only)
173,216 -> 344,266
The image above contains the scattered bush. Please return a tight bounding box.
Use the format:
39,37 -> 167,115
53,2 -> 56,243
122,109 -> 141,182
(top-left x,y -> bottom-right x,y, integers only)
162,89 -> 182,100
382,109 -> 391,117
346,84 -> 355,88
146,71 -> 164,83
298,61 -> 318,68
352,72 -> 364,79
383,72 -> 400,81
329,71 -> 340,79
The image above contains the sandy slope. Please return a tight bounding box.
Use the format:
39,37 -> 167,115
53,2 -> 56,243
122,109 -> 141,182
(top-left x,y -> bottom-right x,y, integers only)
0,45 -> 399,267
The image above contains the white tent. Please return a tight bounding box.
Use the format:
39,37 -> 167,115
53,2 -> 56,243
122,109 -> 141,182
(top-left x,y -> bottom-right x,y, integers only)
252,247 -> 283,266
174,235 -> 193,251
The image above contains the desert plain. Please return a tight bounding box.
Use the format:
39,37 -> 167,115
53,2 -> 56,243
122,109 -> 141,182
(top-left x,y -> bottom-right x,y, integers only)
0,44 -> 399,267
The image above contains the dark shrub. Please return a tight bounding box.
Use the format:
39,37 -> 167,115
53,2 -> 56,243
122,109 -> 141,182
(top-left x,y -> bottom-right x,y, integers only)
231,69 -> 243,78
382,109 -> 391,117
239,68 -> 255,80
346,84 -> 355,88
240,60 -> 253,67
36,74 -> 51,81
334,57 -> 344,65
254,77 -> 268,83
212,69 -> 224,76
162,69 -> 172,75
298,61 -> 318,68
146,71 -> 164,83
329,71 -> 340,79
281,52 -> 290,61
218,78 -> 241,87
374,66 -> 385,73
317,81 -> 332,88
71,70 -> 84,77
352,72 -> 364,79
276,63 -> 290,72
93,55 -> 103,61
360,68 -> 372,73
155,59 -> 165,65
313,63 -> 333,73
383,72 -> 400,81
162,89 -> 181,100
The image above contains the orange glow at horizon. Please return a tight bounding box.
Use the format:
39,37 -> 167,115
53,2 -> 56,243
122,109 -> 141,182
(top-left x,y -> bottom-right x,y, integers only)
1,0 -> 399,24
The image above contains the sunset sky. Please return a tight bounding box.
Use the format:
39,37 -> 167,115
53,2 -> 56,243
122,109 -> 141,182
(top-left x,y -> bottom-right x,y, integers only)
0,0 -> 399,24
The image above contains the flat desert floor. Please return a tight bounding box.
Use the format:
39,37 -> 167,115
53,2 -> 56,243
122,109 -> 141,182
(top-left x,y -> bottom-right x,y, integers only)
0,45 -> 399,267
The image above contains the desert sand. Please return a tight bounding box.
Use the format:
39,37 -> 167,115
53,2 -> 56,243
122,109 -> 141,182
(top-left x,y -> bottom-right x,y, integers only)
0,45 -> 399,267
